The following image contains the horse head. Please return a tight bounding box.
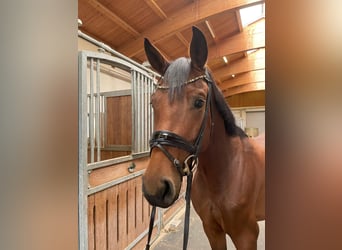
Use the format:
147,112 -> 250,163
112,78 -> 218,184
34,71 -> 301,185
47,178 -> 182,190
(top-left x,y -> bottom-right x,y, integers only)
142,27 -> 213,208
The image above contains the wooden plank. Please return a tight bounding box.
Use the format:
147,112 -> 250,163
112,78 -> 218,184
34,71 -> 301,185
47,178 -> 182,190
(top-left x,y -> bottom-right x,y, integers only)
223,81 -> 265,96
107,185 -> 118,250
94,190 -> 107,250
135,177 -> 144,233
219,69 -> 265,89
117,0 -> 264,57
88,195 -> 95,250
143,0 -> 167,19
226,90 -> 265,107
127,178 -> 137,244
88,157 -> 149,187
117,181 -> 128,249
106,95 -> 132,146
86,0 -> 140,37
213,48 -> 265,80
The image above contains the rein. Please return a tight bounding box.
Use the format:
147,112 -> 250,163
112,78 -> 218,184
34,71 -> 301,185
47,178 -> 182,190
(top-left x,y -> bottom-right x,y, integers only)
145,71 -> 213,250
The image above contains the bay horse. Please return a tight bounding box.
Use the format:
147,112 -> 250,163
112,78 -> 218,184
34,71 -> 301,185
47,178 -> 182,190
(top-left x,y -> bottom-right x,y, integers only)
142,27 -> 265,250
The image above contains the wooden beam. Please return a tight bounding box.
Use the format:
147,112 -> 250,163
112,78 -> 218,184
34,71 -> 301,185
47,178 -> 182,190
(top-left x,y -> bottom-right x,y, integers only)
222,81 -> 265,97
117,0 -> 264,57
220,69 -> 265,89
143,0 -> 167,19
213,48 -> 265,80
144,0 -> 189,50
208,18 -> 264,60
86,0 -> 140,37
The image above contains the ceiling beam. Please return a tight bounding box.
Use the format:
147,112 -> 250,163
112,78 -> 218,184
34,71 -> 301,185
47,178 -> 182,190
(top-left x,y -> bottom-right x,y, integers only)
208,18 -> 264,60
213,48 -> 265,80
220,69 -> 265,89
144,0 -> 189,48
117,0 -> 264,57
222,81 -> 265,97
86,0 -> 140,37
143,0 -> 167,19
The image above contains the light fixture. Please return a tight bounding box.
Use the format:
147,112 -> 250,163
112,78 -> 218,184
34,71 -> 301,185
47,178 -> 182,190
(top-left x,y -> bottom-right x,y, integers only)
223,56 -> 228,64
232,74 -> 235,78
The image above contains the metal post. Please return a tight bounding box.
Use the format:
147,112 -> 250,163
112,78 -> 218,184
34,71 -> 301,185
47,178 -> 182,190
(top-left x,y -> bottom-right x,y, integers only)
96,59 -> 101,161
79,52 -> 89,250
89,58 -> 94,163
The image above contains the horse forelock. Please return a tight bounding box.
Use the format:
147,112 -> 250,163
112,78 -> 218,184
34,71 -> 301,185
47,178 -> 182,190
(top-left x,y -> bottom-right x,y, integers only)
163,57 -> 191,101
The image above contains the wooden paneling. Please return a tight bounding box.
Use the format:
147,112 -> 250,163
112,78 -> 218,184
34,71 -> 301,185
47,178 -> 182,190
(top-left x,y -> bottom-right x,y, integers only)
226,90 -> 265,107
88,175 -> 155,250
87,156 -> 189,249
89,157 -> 149,187
106,95 -> 132,146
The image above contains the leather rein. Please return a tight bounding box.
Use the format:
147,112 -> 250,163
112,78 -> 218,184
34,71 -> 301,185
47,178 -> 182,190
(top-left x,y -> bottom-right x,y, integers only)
145,71 -> 213,250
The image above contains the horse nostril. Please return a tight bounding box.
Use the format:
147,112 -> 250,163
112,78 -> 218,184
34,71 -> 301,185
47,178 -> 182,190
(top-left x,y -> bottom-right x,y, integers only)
161,178 -> 175,202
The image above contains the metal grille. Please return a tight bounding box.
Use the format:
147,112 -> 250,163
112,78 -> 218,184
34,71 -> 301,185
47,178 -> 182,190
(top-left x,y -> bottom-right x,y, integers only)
131,70 -> 155,154
79,50 -> 159,250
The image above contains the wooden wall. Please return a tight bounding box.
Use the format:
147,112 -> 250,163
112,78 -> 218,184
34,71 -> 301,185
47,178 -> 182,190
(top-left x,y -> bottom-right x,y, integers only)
87,157 -> 186,250
88,95 -> 132,163
226,90 -> 265,108
106,95 -> 132,146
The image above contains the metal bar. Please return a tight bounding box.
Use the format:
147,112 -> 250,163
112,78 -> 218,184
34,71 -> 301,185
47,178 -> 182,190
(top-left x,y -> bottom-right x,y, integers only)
87,169 -> 145,195
101,89 -> 131,97
89,58 -> 94,163
78,52 -> 89,250
142,74 -> 146,152
131,70 -> 136,154
137,72 -> 142,153
96,58 -> 101,161
86,152 -> 149,171
78,30 -> 157,76
148,77 -> 153,150
101,95 -> 105,148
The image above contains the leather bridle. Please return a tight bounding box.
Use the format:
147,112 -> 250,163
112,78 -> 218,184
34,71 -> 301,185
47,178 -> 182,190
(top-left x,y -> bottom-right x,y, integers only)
145,70 -> 213,250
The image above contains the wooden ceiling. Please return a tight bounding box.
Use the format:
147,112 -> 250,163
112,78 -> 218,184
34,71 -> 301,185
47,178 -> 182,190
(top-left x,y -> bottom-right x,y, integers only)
78,0 -> 265,99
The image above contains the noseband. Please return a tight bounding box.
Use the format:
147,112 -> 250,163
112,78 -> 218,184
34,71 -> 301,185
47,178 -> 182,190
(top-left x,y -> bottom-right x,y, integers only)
149,71 -> 213,176
146,70 -> 213,250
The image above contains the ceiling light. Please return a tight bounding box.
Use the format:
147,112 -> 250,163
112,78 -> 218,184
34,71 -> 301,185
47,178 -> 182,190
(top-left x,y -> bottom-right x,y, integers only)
232,74 -> 235,78
223,56 -> 228,64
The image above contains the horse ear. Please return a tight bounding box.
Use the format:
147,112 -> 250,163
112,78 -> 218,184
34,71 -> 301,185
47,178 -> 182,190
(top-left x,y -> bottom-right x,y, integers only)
190,26 -> 208,70
144,38 -> 169,75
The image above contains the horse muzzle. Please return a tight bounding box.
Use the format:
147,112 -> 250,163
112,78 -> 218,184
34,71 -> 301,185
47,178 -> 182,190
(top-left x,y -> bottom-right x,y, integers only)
142,176 -> 179,208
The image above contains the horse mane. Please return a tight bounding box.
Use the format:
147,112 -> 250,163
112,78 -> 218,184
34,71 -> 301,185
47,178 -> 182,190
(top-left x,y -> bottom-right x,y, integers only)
207,70 -> 247,138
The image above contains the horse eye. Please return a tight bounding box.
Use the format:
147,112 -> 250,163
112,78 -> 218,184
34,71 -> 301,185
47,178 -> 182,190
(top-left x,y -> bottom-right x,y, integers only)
194,99 -> 205,109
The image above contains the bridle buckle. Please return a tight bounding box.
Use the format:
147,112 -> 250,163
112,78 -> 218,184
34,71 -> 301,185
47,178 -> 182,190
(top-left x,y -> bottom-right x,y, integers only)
183,154 -> 199,175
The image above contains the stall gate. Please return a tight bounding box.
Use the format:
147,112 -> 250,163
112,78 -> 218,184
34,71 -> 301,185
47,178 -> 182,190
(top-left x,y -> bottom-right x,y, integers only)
79,50 -> 187,250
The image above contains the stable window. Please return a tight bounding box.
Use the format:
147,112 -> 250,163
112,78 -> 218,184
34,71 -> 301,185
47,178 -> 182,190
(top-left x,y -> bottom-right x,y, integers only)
239,3 -> 265,27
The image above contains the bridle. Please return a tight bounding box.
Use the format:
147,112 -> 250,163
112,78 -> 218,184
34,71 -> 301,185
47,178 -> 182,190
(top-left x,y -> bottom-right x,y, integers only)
145,70 -> 213,250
